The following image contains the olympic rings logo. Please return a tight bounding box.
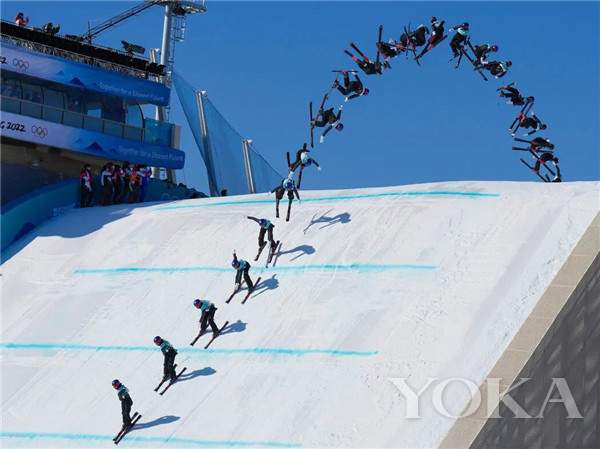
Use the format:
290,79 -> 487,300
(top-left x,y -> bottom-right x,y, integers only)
12,58 -> 29,71
31,125 -> 48,138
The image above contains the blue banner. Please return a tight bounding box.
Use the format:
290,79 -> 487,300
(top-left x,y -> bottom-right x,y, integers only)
0,111 -> 185,169
1,43 -> 170,106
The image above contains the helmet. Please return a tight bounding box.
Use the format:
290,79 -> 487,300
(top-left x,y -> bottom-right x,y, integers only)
540,124 -> 547,130
554,157 -> 559,163
153,336 -> 162,345
431,16 -> 437,22
193,299 -> 202,308
283,178 -> 294,189
335,123 -> 344,131
463,22 -> 469,28
231,259 -> 240,269
362,88 -> 370,96
112,379 -> 120,389
491,45 -> 498,52
259,218 -> 269,227
506,60 -> 512,67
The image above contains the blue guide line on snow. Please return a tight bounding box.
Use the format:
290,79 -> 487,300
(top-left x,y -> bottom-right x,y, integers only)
0,431 -> 301,448
0,342 -> 378,358
73,263 -> 437,275
156,190 -> 500,210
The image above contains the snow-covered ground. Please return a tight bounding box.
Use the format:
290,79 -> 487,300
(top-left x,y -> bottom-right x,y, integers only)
1,181 -> 599,449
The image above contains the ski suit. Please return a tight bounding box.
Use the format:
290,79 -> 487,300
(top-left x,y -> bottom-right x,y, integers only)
336,72 -> 366,100
450,23 -> 469,57
116,384 -> 133,427
159,340 -> 177,382
233,254 -> 254,290
197,300 -> 219,335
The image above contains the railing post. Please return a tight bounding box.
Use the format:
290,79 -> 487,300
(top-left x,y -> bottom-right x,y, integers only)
196,91 -> 219,197
241,138 -> 256,194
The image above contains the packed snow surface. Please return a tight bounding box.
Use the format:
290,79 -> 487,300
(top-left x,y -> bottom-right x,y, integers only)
1,181 -> 599,448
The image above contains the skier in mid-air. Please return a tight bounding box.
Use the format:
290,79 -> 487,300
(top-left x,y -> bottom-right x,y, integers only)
112,379 -> 133,431
232,252 -> 255,291
247,216 -> 277,257
287,144 -> 320,188
449,22 -> 469,57
472,43 -> 498,67
333,71 -> 369,102
534,153 -> 561,182
417,17 -> 445,58
153,336 -> 177,384
479,60 -> 512,78
498,84 -> 532,106
511,111 -> 547,136
344,45 -> 384,75
312,102 -> 343,144
193,299 -> 220,338
271,177 -> 300,221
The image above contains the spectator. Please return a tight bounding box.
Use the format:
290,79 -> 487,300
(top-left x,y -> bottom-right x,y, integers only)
112,164 -> 124,204
15,12 -> 29,26
128,165 -> 141,203
79,164 -> 93,208
100,163 -> 114,206
122,162 -> 131,203
139,165 -> 152,202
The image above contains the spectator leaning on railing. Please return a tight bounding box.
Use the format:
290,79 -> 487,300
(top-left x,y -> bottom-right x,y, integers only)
15,12 -> 29,27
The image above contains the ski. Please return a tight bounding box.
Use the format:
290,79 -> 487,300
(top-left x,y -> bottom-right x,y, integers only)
114,413 -> 142,445
254,243 -> 267,261
190,330 -> 204,346
513,137 -> 533,144
286,151 -> 291,170
241,277 -> 262,305
204,320 -> 230,349
225,284 -> 243,304
309,102 -> 314,148
375,25 -> 383,65
154,365 -> 177,391
416,35 -> 447,61
512,147 -> 529,152
350,43 -> 369,62
509,101 -> 534,133
403,26 -> 420,65
266,241 -> 281,267
331,69 -> 357,73
297,169 -> 303,189
113,412 -> 139,442
519,159 -> 549,182
159,366 -> 187,396
286,199 -> 292,222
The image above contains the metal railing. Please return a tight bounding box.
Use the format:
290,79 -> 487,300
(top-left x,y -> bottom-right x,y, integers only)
1,34 -> 158,81
1,95 -> 173,146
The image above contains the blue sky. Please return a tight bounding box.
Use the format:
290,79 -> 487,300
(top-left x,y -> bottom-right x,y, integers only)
4,1 -> 599,192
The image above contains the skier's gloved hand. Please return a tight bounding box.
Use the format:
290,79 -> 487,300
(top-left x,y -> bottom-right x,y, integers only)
317,166 -> 322,171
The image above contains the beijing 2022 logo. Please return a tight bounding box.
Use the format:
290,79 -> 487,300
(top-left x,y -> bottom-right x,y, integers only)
12,58 -> 30,71
31,125 -> 48,138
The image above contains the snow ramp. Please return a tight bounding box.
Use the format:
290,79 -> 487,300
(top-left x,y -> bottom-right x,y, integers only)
1,181 -> 599,448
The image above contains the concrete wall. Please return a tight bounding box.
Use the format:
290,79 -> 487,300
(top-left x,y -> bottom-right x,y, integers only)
441,213 -> 600,449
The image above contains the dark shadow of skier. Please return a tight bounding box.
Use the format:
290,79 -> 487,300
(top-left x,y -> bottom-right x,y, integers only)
303,210 -> 351,234
277,245 -> 316,261
134,415 -> 180,430
178,367 -> 216,383
220,320 -> 247,336
252,274 -> 279,298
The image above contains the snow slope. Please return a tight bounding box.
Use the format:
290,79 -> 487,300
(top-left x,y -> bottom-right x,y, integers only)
1,181 -> 599,449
